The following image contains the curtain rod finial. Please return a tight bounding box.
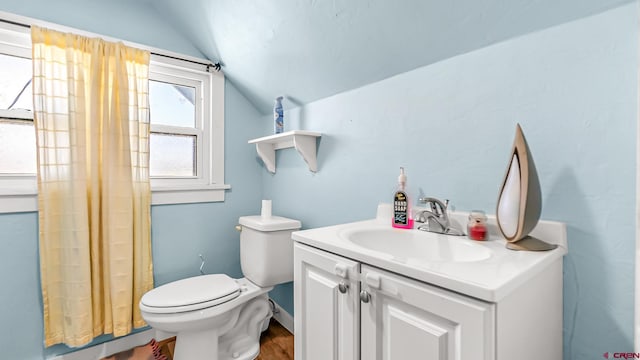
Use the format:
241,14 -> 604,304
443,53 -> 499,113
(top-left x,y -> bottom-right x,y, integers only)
207,62 -> 222,72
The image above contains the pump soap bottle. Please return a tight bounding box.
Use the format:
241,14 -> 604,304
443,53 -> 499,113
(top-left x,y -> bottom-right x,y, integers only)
392,167 -> 414,229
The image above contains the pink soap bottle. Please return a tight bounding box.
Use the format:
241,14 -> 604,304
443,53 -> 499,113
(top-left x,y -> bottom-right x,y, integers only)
392,167 -> 414,229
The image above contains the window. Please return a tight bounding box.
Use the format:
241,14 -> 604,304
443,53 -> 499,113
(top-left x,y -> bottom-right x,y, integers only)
0,23 -> 36,213
0,21 -> 228,213
149,80 -> 197,178
148,58 -> 228,204
0,53 -> 35,175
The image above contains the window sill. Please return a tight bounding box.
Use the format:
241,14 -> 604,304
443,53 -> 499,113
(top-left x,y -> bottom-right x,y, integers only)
151,184 -> 231,205
0,191 -> 38,214
0,184 -> 231,214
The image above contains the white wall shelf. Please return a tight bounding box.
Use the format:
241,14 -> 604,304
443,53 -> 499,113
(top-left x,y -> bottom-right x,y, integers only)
249,130 -> 321,173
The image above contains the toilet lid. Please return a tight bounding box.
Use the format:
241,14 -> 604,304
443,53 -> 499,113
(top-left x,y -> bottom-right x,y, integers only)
140,274 -> 240,313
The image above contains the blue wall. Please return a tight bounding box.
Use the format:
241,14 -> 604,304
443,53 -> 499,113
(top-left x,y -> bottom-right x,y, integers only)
263,4 -> 637,358
0,1 -> 637,359
0,1 -> 266,359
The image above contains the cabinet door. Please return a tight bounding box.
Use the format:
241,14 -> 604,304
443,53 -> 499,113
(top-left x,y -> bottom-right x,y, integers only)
360,265 -> 495,360
294,243 -> 360,360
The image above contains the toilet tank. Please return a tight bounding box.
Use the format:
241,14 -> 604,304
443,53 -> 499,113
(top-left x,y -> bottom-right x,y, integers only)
238,215 -> 301,287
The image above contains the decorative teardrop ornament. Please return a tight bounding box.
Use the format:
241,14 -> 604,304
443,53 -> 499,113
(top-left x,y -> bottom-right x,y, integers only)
496,124 -> 557,251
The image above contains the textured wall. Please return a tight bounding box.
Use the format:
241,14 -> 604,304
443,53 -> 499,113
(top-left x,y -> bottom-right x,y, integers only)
150,0 -> 632,114
0,2 -> 266,359
0,0 -> 636,359
262,5 -> 637,358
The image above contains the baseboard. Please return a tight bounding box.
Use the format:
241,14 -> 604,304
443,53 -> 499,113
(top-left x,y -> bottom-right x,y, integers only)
49,328 -> 174,360
50,301 -> 292,360
270,298 -> 294,334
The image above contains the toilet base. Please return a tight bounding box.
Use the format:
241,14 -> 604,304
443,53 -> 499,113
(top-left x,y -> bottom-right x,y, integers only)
143,278 -> 273,360
172,296 -> 271,360
173,327 -> 221,360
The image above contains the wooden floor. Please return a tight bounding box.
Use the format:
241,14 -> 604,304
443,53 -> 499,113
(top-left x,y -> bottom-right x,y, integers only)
256,319 -> 294,360
156,319 -> 294,360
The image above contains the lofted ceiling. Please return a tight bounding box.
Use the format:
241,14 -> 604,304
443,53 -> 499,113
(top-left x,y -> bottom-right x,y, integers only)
145,0 -> 630,114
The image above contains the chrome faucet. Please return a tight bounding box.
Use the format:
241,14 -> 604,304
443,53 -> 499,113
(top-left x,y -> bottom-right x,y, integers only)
415,197 -> 464,236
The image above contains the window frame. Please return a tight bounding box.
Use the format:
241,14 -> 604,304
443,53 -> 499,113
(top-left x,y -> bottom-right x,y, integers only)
148,56 -> 229,204
0,19 -> 229,214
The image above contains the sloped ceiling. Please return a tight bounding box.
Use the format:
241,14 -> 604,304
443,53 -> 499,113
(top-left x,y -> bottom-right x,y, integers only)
148,0 -> 631,114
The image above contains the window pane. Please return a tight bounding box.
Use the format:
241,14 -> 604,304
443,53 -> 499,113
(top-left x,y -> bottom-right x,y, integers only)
0,53 -> 32,112
149,80 -> 195,128
0,120 -> 36,174
150,133 -> 196,177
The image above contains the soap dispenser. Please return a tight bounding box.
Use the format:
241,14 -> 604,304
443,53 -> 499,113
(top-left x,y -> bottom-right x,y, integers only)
392,167 -> 414,229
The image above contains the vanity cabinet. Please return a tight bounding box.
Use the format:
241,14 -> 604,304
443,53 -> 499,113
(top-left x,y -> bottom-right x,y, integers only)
294,242 -> 562,360
360,264 -> 494,359
294,243 -> 360,360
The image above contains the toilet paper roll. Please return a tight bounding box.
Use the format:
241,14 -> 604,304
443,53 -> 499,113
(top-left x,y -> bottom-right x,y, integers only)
261,200 -> 272,218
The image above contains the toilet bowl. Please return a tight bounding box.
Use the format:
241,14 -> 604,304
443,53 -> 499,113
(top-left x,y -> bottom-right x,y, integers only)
140,215 -> 300,360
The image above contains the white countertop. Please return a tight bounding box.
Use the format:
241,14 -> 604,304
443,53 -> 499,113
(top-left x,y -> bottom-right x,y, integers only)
292,213 -> 567,302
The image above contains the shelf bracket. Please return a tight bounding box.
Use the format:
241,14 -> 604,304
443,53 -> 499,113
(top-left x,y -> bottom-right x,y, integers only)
249,130 -> 321,174
293,134 -> 318,172
255,141 -> 277,173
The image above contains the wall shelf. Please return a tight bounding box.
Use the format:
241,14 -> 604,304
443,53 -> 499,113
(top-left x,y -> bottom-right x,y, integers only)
249,130 -> 322,173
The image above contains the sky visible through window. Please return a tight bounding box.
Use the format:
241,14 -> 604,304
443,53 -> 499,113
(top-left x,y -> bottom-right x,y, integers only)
149,80 -> 195,127
0,53 -> 32,111
0,53 -> 35,174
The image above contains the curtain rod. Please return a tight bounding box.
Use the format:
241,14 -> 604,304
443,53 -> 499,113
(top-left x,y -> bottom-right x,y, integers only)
0,18 -> 221,72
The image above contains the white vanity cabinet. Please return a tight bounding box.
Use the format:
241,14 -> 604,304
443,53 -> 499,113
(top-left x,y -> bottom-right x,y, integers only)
294,243 -> 360,360
294,242 -> 494,360
294,241 -> 563,360
360,264 -> 495,359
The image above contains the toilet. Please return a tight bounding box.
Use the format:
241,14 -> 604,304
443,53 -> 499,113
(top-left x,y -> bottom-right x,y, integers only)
139,215 -> 301,360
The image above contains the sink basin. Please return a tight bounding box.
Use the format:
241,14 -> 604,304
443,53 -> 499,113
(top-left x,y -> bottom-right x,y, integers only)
340,228 -> 492,263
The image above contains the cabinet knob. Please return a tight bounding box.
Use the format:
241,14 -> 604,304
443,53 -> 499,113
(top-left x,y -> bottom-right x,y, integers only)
360,290 -> 371,303
338,281 -> 349,294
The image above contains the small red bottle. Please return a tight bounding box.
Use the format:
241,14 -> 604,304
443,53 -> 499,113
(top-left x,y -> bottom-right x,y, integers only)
467,210 -> 487,241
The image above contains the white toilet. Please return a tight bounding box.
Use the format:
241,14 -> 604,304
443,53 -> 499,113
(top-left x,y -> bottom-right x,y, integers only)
139,215 -> 301,360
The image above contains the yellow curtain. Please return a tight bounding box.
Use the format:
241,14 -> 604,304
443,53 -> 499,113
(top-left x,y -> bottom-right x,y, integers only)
31,26 -> 153,347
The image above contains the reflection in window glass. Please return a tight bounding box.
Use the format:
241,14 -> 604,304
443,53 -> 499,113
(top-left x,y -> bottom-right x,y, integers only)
150,133 -> 196,177
0,53 -> 32,111
149,80 -> 195,128
0,120 -> 36,174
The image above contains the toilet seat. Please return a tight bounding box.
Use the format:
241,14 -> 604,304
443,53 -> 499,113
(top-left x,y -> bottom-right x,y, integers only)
140,274 -> 240,314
